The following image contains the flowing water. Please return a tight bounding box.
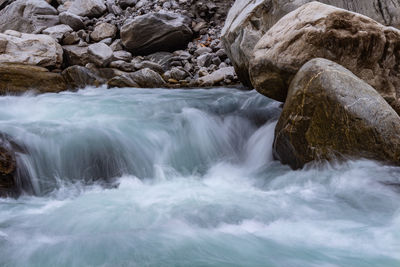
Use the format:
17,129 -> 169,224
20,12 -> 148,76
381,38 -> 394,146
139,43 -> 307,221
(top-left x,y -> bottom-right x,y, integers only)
0,87 -> 399,267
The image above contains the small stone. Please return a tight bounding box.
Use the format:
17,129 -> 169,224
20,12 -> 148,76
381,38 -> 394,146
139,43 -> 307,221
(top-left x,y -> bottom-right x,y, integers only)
88,43 -> 114,67
90,22 -> 117,42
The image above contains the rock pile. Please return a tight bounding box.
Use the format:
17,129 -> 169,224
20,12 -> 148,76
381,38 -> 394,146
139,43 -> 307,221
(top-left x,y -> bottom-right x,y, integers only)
222,0 -> 400,169
0,0 -> 239,93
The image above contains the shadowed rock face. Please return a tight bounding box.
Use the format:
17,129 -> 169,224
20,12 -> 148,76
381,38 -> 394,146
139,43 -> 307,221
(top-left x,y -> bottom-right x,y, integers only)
121,11 -> 193,55
249,2 -> 400,114
222,0 -> 400,88
274,58 -> 400,169
0,134 -> 18,198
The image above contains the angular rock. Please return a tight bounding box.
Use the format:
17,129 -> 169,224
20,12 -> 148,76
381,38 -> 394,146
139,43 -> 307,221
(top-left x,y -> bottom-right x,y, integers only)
63,45 -> 90,66
222,0 -> 400,87
0,0 -> 59,34
90,22 -> 117,42
0,30 -> 63,69
250,2 -> 400,113
88,43 -> 113,67
133,60 -> 164,74
112,50 -> 132,62
59,12 -> 85,31
62,32 -> 80,45
68,0 -> 107,18
43,24 -> 73,42
62,65 -> 105,89
198,67 -> 235,86
129,68 -> 166,88
107,74 -> 139,88
274,58 -> 400,169
0,63 -> 67,94
121,11 -> 193,55
0,135 -> 17,198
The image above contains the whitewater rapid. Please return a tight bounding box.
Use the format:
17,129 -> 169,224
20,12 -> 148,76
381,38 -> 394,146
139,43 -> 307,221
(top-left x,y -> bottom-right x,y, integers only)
0,87 -> 399,266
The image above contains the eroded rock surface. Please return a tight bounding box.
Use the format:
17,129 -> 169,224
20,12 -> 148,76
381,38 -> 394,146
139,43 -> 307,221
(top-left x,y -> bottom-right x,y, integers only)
222,0 -> 400,87
274,58 -> 400,169
250,2 -> 400,114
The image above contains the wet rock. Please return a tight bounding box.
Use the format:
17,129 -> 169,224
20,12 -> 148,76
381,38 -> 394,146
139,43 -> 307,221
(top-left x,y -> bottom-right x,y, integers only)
62,65 -> 105,89
0,63 -> 67,94
250,2 -> 400,114
88,43 -> 113,67
0,30 -> 63,69
274,58 -> 400,169
222,0 -> 400,88
0,135 -> 18,198
0,0 -> 59,33
90,22 -> 117,42
121,11 -> 193,55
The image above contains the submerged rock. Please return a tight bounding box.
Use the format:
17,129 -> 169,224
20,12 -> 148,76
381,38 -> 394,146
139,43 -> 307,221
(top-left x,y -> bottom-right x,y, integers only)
0,135 -> 18,198
222,0 -> 400,88
121,11 -> 193,55
0,30 -> 63,69
0,63 -> 67,94
274,58 -> 400,169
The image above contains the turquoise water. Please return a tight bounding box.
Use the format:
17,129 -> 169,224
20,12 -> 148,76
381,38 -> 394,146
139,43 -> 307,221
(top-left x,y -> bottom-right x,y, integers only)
0,88 -> 399,266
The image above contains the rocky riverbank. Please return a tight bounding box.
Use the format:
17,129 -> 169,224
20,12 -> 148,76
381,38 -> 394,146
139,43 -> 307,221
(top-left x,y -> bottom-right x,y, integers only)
222,0 -> 400,169
0,0 -> 239,94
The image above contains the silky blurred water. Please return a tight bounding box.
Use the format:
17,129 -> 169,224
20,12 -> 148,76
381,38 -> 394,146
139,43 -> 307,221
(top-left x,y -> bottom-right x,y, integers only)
0,87 -> 399,267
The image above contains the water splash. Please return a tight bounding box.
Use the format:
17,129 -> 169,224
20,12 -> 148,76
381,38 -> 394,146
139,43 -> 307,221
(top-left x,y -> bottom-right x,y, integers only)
0,88 -> 398,266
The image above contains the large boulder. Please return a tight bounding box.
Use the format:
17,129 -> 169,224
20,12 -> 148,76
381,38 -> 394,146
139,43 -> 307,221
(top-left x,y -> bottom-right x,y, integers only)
222,0 -> 400,87
121,11 -> 193,55
0,30 -> 63,69
274,58 -> 400,169
68,0 -> 107,18
0,0 -> 59,33
0,63 -> 67,94
250,2 -> 400,114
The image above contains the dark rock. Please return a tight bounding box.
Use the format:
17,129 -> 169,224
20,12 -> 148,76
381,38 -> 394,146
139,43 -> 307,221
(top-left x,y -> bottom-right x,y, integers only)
121,11 -> 193,55
62,65 -> 105,89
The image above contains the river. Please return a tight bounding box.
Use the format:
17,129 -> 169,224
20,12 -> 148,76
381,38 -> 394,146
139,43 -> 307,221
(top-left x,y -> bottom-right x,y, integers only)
0,87 -> 399,266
